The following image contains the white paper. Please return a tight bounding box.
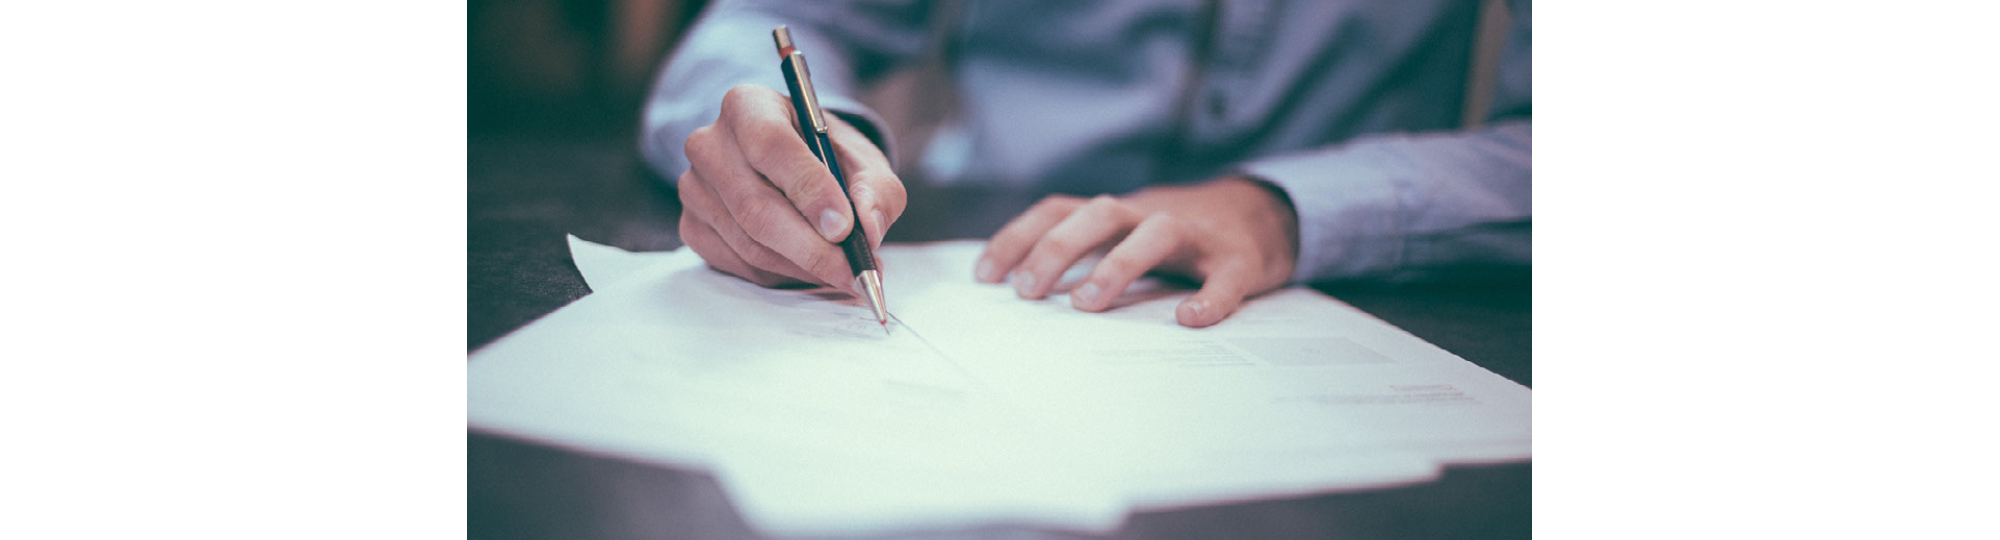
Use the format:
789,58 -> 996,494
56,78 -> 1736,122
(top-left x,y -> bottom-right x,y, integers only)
567,234 -> 681,289
468,237 -> 1531,536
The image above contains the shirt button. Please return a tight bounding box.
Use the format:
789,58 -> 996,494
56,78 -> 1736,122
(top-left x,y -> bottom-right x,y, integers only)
1207,92 -> 1228,117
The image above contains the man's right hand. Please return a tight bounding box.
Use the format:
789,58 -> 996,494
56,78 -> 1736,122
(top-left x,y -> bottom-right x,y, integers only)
677,84 -> 906,291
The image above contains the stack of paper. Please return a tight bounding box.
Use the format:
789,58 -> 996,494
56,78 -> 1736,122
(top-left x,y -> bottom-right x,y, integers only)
468,237 -> 1530,536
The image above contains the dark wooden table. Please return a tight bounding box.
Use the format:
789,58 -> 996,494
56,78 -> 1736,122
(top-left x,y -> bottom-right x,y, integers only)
468,135 -> 1531,540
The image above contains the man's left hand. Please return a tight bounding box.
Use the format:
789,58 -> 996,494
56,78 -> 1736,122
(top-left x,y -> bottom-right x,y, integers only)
974,177 -> 1300,327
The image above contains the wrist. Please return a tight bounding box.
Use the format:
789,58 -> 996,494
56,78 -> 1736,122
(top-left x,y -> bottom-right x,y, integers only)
1217,176 -> 1301,282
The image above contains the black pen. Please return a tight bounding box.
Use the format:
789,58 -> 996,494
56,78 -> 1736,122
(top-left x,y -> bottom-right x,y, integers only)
772,25 -> 889,330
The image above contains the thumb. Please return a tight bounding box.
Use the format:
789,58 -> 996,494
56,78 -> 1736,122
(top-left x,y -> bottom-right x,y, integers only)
828,119 -> 905,250
846,170 -> 906,251
1177,263 -> 1259,328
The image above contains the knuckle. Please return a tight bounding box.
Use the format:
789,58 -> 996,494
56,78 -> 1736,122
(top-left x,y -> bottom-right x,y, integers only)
676,172 -> 698,199
989,224 -> 1027,246
721,85 -> 784,133
784,159 -> 833,198
719,90 -> 747,125
845,183 -> 873,213
746,127 -> 799,171
684,125 -> 713,157
1038,236 -> 1079,258
982,237 -> 1024,263
1096,256 -> 1139,279
1080,195 -> 1128,220
721,84 -> 764,110
1029,196 -> 1077,215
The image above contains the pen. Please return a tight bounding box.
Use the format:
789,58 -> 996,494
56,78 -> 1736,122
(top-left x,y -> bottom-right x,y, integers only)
772,25 -> 889,330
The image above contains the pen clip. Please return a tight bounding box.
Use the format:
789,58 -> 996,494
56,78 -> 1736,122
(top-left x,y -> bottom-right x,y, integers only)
773,26 -> 830,134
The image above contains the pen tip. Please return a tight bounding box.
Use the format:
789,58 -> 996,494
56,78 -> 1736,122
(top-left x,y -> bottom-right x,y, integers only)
857,269 -> 889,329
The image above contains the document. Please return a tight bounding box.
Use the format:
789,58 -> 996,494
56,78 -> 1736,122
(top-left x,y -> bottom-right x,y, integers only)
469,237 -> 1530,536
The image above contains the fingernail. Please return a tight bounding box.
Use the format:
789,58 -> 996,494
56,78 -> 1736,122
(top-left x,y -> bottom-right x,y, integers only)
976,258 -> 997,282
1012,271 -> 1037,297
1074,283 -> 1100,305
1184,300 -> 1206,318
817,209 -> 844,241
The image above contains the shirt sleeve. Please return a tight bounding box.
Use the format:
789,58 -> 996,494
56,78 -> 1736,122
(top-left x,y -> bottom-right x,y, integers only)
1241,0 -> 1531,283
636,0 -> 932,182
1242,121 -> 1530,283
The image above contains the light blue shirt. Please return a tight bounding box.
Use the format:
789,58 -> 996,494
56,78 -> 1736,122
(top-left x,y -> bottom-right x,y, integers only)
641,0 -> 1531,283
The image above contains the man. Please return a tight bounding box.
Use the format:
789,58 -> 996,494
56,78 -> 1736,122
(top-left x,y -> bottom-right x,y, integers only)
640,0 -> 1530,327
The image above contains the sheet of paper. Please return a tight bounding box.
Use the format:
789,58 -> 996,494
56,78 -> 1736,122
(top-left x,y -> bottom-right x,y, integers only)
478,242 -> 1127,535
469,237 -> 1531,536
566,234 -> 681,288
840,241 -> 1530,506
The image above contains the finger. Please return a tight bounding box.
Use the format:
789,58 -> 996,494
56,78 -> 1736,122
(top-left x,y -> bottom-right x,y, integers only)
683,171 -> 819,285
681,122 -> 759,226
696,118 -> 859,291
1013,195 -> 1137,300
828,120 -> 904,250
712,179 -> 855,291
1072,214 -> 1185,312
845,170 -> 904,251
1177,261 -> 1259,328
720,84 -> 854,242
975,196 -> 1084,283
681,216 -> 794,287
675,168 -> 717,223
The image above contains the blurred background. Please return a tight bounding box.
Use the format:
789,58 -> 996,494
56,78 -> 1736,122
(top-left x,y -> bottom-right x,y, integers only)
468,0 -> 959,187
470,0 -> 705,140
468,0 -> 712,350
